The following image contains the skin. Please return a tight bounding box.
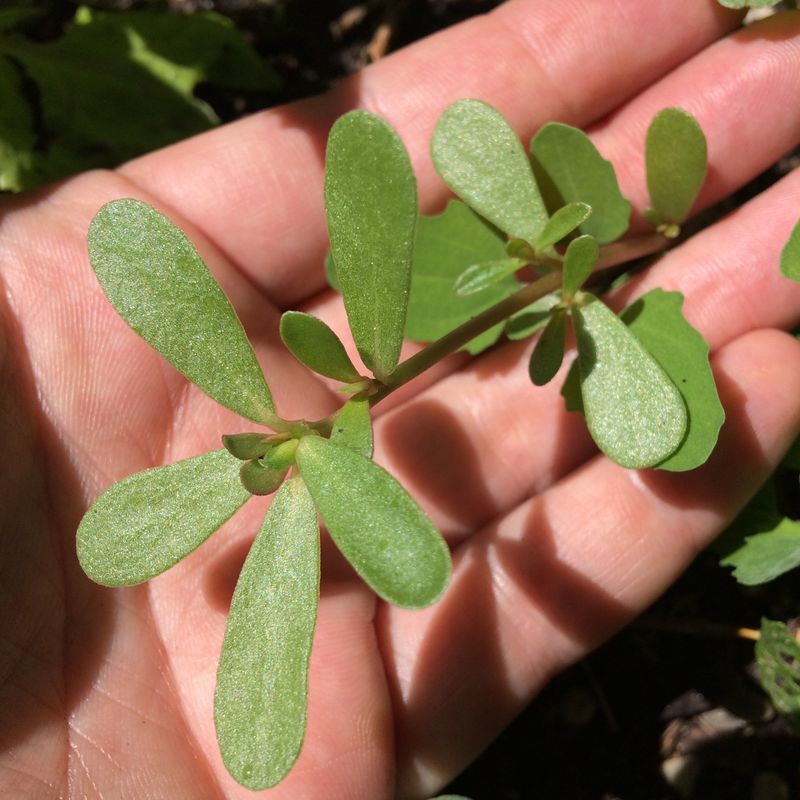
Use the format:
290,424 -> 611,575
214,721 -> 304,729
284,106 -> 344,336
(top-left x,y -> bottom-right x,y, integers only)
1,1 -> 800,797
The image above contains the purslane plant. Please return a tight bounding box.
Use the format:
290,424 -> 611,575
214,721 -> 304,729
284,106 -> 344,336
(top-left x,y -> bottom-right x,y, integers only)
78,98 -> 780,790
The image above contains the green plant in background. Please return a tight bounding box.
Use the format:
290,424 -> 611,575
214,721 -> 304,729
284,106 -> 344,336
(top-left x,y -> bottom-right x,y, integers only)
0,4 -> 278,191
76,95 -> 800,790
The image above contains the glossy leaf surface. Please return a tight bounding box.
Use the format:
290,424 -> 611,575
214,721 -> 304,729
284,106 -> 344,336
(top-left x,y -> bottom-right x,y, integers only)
645,108 -> 707,224
574,295 -> 687,469
620,289 -> 723,471
77,449 -> 248,586
324,110 -> 417,379
296,436 -> 450,607
755,619 -> 800,735
330,395 -> 373,458
530,122 -> 630,244
454,258 -> 524,296
780,217 -> 800,282
431,99 -> 547,242
280,311 -> 361,383
535,202 -> 592,251
562,235 -> 599,298
89,199 -> 274,423
215,477 -> 319,789
529,309 -> 566,386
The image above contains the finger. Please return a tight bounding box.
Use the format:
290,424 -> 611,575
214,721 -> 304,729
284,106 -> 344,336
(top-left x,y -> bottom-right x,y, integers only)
119,0 -> 739,307
379,328 -> 800,798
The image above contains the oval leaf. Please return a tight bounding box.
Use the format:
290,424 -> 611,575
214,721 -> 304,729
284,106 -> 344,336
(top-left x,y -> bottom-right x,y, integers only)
324,110 -> 417,380
280,311 -> 361,383
573,295 -> 687,469
530,122 -> 630,244
780,217 -> 800,282
562,235 -> 599,298
455,258 -> 524,296
431,99 -> 548,243
645,108 -> 707,225
239,459 -> 287,496
77,449 -> 249,586
535,202 -> 592,251
529,309 -> 566,386
330,395 -> 373,458
215,476 -> 320,790
222,432 -> 272,461
88,199 -> 274,423
295,436 -> 450,607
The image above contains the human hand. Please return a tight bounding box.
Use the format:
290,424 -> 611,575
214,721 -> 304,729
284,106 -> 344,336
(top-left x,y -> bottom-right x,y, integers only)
2,2 -> 800,798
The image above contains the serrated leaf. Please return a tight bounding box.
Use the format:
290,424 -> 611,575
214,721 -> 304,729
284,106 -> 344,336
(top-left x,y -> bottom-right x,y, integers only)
324,110 -> 417,380
562,235 -> 599,298
529,309 -> 566,386
406,200 -> 520,355
296,436 -> 450,608
330,395 -> 373,458
239,459 -> 286,496
215,476 -> 319,790
431,99 -> 547,242
505,292 -> 560,340
573,295 -> 687,469
77,449 -> 249,586
780,218 -> 800,282
755,619 -> 800,735
645,108 -> 707,225
620,289 -> 723,471
455,258 -> 524,296
89,199 -> 275,424
280,311 -> 361,383
535,202 -> 592,251
530,122 -> 630,244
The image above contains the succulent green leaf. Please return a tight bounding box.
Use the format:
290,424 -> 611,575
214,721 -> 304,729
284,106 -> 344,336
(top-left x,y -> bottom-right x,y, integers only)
530,122 -> 630,244
529,309 -> 566,386
562,235 -> 599,298
280,311 -> 361,383
454,258 -> 524,296
262,440 -> 299,472
296,436 -> 450,607
505,292 -> 560,340
718,0 -> 781,7
431,99 -> 548,242
780,217 -> 800,282
77,449 -> 249,586
406,200 -> 520,355
620,289 -> 724,471
239,459 -> 287,496
222,433 -> 272,461
573,295 -> 687,469
535,202 -> 592,251
215,476 -> 319,789
330,395 -> 373,458
755,619 -> 800,735
324,110 -> 417,379
89,199 -> 274,424
645,108 -> 707,225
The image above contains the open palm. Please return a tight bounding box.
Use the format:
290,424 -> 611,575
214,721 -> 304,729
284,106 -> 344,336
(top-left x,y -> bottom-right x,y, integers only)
2,2 -> 800,798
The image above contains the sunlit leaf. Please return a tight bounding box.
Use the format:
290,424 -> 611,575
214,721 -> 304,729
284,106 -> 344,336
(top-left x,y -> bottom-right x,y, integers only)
89,199 -> 275,424
529,309 -> 566,386
296,436 -> 450,607
454,258 -> 524,296
573,295 -> 687,469
280,311 -> 361,383
780,217 -> 800,282
406,200 -> 520,354
755,619 -> 800,735
535,202 -> 592,251
645,108 -> 707,225
562,235 -> 599,298
505,292 -> 560,340
431,99 -> 547,242
215,477 -> 319,789
530,122 -> 630,244
77,449 -> 248,586
330,395 -> 373,458
325,110 -> 417,380
239,459 -> 286,496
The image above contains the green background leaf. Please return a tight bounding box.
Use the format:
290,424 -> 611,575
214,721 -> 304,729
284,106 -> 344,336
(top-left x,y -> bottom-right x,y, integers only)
431,99 -> 548,243
645,108 -> 707,225
530,122 -> 630,244
755,619 -> 800,735
562,235 -> 598,298
215,477 -> 319,790
529,309 -> 566,386
620,289 -> 724,471
77,449 -> 248,586
718,0 -> 782,7
89,199 -> 275,424
330,396 -> 373,458
296,436 -> 450,608
780,217 -> 800,282
325,110 -> 417,380
280,311 -> 361,383
574,295 -> 687,469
